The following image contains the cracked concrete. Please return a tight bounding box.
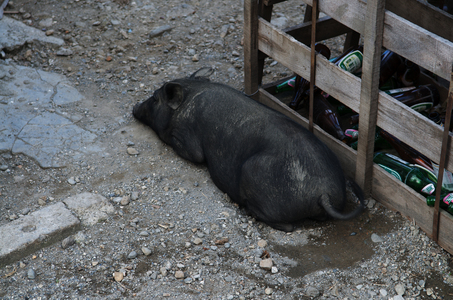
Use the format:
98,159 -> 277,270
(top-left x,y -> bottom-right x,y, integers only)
0,59 -> 102,168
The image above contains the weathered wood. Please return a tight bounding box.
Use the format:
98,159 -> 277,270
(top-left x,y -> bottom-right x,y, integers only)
343,31 -> 361,50
355,0 -> 385,198
308,0 -> 318,133
302,0 -> 453,81
257,18 -> 453,173
243,0 -> 260,97
433,64 -> 453,241
385,0 -> 453,42
263,0 -> 286,5
284,16 -> 352,46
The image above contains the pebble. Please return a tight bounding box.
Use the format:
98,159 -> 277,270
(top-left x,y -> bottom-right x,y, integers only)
184,277 -> 192,284
305,286 -> 320,297
380,289 -> 388,296
92,21 -> 101,26
371,233 -> 384,243
120,196 -> 130,206
175,270 -> 184,279
113,271 -> 124,282
128,250 -> 138,259
37,198 -> 46,206
127,147 -> 139,155
152,67 -> 159,75
259,258 -> 273,270
192,54 -> 199,62
271,266 -> 278,273
131,191 -> 140,201
67,177 -> 77,185
56,48 -> 73,56
141,247 -> 152,256
27,268 -> 36,279
38,18 -> 53,28
160,267 -> 167,276
61,236 -> 76,249
149,25 -> 173,38
257,239 -> 267,248
193,238 -> 202,245
20,208 -> 30,215
265,287 -> 273,295
139,230 -> 149,236
45,29 -> 54,36
395,283 -> 405,295
0,165 -> 7,171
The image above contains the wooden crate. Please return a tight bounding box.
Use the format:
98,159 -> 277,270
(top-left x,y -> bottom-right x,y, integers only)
243,0 -> 453,253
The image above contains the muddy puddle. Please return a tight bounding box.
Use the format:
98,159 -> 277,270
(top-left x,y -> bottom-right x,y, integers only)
272,209 -> 400,278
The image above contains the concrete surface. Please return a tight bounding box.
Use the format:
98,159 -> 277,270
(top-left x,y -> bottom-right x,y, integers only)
0,202 -> 80,268
62,192 -> 115,226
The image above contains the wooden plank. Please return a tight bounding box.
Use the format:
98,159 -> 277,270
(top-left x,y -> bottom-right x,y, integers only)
385,0 -> 453,42
263,0 -> 286,5
257,88 -> 358,178
257,18 -> 453,173
243,0 -> 260,97
302,0 -> 453,81
284,16 -> 352,46
355,0 -> 385,198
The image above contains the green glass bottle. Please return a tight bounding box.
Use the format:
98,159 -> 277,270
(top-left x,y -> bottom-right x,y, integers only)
426,193 -> 453,215
349,128 -> 392,151
373,152 -> 437,196
275,76 -> 296,94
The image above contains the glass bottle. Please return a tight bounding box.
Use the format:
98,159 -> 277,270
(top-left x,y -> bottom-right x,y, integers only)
333,46 -> 364,74
275,77 -> 296,94
373,152 -> 438,195
391,84 -> 440,113
312,92 -> 346,141
379,130 -> 434,171
426,193 -> 453,215
396,59 -> 420,87
379,50 -> 403,88
348,128 -> 392,151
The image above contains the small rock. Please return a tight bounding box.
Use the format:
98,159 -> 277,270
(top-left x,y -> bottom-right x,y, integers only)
393,296 -> 404,300
193,238 -> 202,245
67,177 -> 77,185
192,54 -> 199,62
37,198 -> 46,206
113,271 -> 124,282
259,258 -> 273,270
0,165 -> 7,171
111,19 -> 120,26
184,277 -> 193,284
92,21 -> 101,26
371,233 -> 384,243
367,199 -> 376,208
56,48 -> 73,56
232,50 -> 240,57
120,196 -> 130,206
112,197 -> 122,203
305,286 -> 319,297
395,283 -> 405,295
139,230 -> 149,236
152,67 -> 159,75
39,18 -> 53,28
128,251 -> 138,259
27,268 -> 36,279
45,29 -> 54,36
175,270 -> 185,279
380,289 -> 388,296
271,266 -> 278,273
160,267 -> 167,276
149,25 -> 173,38
20,208 -> 30,215
265,287 -> 273,295
61,236 -> 76,249
23,13 -> 31,19
127,147 -> 139,155
142,247 -> 152,256
257,239 -> 267,248
131,192 -> 140,201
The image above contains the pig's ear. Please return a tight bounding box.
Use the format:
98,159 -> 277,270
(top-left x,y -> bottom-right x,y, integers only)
164,82 -> 184,110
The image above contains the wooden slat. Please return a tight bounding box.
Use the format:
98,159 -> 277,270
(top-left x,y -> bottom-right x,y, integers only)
302,0 -> 453,81
385,0 -> 453,42
243,0 -> 260,97
257,18 -> 453,173
356,0 -> 385,197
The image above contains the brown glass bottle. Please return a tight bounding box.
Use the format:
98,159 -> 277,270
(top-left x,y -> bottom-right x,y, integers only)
391,84 -> 440,113
379,130 -> 434,171
379,50 -> 403,88
396,59 -> 420,87
289,43 -> 331,110
312,92 -> 346,141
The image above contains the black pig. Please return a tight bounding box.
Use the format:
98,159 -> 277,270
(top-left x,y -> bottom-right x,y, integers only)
133,69 -> 365,231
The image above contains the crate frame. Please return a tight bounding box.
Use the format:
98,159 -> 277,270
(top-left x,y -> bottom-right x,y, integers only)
244,0 -> 453,253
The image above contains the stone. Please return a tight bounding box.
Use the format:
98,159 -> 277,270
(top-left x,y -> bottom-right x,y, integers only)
257,239 -> 267,248
395,283 -> 405,295
265,287 -> 273,295
160,267 -> 167,276
139,231 -> 149,236
141,247 -> 152,256
61,236 -> 76,249
131,192 -> 140,201
56,47 -> 73,56
38,18 -> 53,28
259,258 -> 273,270
67,177 -> 77,185
0,202 -> 80,268
175,270 -> 185,279
127,147 -> 139,155
193,238 -> 202,245
120,196 -> 130,206
192,54 -> 199,62
305,286 -> 320,297
380,289 -> 388,296
113,271 -> 124,282
62,192 -> 114,226
371,233 -> 384,243
27,268 -> 36,279
128,251 -> 138,259
149,25 -> 173,38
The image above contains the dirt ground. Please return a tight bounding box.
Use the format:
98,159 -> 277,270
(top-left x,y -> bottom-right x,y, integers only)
1,0 -> 453,299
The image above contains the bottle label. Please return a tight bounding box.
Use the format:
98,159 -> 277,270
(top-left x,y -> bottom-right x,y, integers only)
345,129 -> 359,139
378,164 -> 402,181
432,162 -> 453,191
443,193 -> 453,205
337,51 -> 363,73
384,86 -> 416,95
384,153 -> 409,165
422,183 -> 435,195
411,164 -> 437,182
410,102 -> 433,112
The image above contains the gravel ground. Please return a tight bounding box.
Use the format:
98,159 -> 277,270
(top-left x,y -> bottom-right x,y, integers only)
1,0 -> 453,299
